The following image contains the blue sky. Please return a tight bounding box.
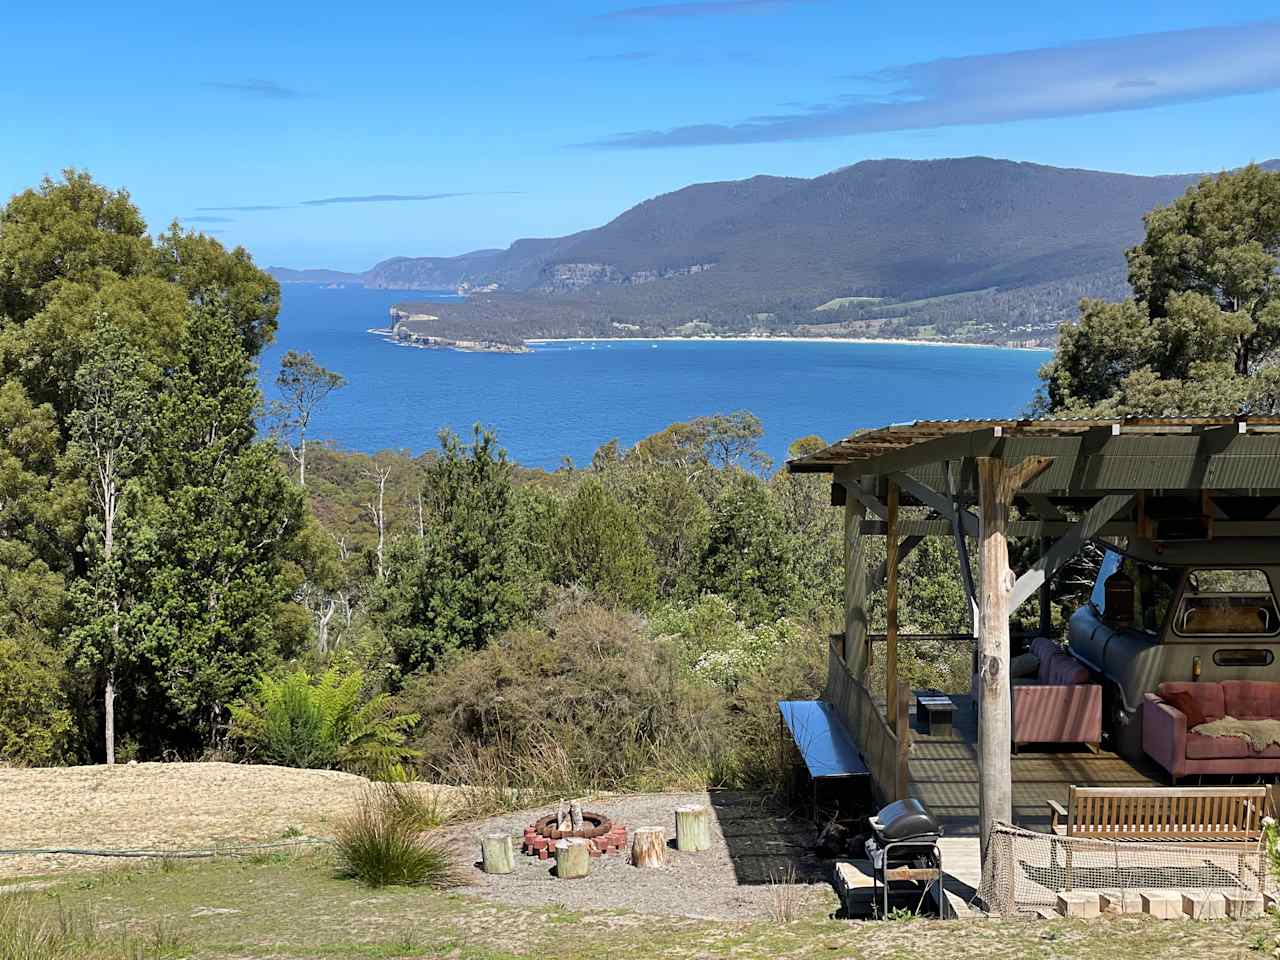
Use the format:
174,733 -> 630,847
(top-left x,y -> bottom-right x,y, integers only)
2,1 -> 1278,270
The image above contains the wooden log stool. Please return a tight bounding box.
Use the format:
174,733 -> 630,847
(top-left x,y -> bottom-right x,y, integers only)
631,826 -> 666,868
675,804 -> 712,852
480,833 -> 514,875
555,837 -> 591,879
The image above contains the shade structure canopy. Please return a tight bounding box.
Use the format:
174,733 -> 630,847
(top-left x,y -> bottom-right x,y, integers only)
788,415 -> 1280,497
787,415 -> 1280,865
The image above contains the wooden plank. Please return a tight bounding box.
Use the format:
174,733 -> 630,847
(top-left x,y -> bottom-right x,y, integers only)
885,481 -> 900,731
884,866 -> 941,883
889,470 -> 978,537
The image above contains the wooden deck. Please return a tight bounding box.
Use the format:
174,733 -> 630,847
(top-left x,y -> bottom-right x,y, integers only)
907,693 -> 1167,836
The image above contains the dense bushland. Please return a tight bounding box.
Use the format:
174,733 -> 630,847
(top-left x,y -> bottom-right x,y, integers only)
9,165 -> 1271,793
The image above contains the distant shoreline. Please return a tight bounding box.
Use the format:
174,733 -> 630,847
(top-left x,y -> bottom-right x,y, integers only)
526,335 -> 1052,353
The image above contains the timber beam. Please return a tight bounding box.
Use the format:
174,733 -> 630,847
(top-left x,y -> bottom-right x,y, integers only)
1008,494 -> 1134,611
890,470 -> 978,537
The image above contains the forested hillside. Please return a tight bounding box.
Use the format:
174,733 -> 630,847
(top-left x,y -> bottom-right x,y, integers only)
275,158 -> 1280,347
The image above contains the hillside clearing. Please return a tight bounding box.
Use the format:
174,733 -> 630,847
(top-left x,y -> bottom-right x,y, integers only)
0,762 -> 454,878
0,766 -> 1271,958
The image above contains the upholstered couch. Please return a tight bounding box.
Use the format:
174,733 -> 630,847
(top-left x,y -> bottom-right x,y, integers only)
973,637 -> 1102,749
1144,680 -> 1280,782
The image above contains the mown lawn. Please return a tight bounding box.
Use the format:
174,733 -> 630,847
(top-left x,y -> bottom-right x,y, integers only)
4,852 -> 1274,960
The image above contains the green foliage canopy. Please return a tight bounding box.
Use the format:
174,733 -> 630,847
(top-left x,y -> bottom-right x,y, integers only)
370,427 -> 525,677
0,170 -> 306,760
1041,165 -> 1280,416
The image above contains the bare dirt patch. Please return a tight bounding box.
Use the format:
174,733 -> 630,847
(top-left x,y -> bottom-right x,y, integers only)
0,761 -> 448,878
441,790 -> 838,922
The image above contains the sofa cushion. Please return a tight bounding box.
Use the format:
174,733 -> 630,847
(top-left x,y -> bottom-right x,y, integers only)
1010,651 -> 1040,678
1221,680 -> 1280,720
1162,690 -> 1208,727
1158,682 -> 1225,721
1044,652 -> 1090,686
1186,730 -> 1251,759
1030,638 -> 1060,682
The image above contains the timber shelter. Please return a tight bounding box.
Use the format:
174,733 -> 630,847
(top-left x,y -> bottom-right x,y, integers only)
786,415 -> 1280,866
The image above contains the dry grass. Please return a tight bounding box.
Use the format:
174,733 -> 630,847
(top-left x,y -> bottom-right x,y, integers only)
0,762 -> 459,879
766,865 -> 803,924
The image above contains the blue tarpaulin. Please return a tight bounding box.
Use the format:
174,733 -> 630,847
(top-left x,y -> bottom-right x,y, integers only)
778,700 -> 870,780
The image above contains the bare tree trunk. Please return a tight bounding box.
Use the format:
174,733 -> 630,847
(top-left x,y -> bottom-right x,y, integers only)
364,466 -> 390,579
299,432 -> 307,487
103,460 -> 119,766
104,667 -> 116,766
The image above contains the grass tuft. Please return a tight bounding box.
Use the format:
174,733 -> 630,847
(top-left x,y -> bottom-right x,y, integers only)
0,895 -> 184,960
332,788 -> 461,889
766,865 -> 803,924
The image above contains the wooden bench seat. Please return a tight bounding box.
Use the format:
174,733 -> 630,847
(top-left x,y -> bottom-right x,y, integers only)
1048,785 -> 1269,842
1045,785 -> 1271,893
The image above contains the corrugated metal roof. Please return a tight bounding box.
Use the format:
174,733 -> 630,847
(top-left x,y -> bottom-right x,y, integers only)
786,416 -> 1280,477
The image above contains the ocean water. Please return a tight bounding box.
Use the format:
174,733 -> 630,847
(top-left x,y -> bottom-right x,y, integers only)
259,284 -> 1052,470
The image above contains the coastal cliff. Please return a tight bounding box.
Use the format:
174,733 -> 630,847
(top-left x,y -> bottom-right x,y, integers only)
380,307 -> 530,353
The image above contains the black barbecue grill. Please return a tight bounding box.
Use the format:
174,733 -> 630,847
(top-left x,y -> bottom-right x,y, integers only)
864,798 -> 943,917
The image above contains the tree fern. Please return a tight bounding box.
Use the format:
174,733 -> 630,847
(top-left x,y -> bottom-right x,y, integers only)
230,667 -> 418,776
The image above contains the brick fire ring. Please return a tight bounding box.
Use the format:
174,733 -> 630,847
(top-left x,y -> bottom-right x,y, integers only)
532,811 -> 612,840
522,812 -> 629,861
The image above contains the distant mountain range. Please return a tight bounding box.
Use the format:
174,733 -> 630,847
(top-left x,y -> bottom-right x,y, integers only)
271,157 -> 1280,348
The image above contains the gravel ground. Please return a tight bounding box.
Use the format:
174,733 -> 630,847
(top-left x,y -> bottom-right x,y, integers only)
443,790 -> 838,921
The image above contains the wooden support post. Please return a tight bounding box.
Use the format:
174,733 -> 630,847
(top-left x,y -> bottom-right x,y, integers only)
554,837 -> 591,879
976,456 -> 1051,859
843,481 -> 870,679
631,826 -> 666,868
481,833 -> 514,875
674,804 -> 712,852
885,480 -> 900,730
895,681 -> 910,801
1038,537 -> 1052,636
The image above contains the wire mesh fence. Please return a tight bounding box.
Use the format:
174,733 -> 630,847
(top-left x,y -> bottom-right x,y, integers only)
977,821 -> 1268,915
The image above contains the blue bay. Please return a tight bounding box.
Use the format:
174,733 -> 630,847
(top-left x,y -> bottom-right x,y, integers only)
261,285 -> 1051,470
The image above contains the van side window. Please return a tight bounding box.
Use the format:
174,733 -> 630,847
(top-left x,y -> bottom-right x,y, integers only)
1090,550 -> 1176,634
1175,569 -> 1279,637
1090,551 -> 1122,617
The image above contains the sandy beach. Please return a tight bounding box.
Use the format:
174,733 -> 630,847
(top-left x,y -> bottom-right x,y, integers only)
525,335 -> 1051,352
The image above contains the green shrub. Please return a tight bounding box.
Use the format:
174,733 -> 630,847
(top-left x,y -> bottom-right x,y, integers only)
650,594 -> 811,689
399,598 -> 827,799
400,600 -> 737,797
229,667 -> 418,776
332,789 -> 460,888
549,477 -> 658,609
0,636 -> 72,766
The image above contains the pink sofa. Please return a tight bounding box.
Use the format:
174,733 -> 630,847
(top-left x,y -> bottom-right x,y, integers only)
974,637 -> 1102,749
1144,680 -> 1280,782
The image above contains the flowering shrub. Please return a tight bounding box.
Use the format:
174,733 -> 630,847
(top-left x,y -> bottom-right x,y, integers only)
649,594 -> 809,689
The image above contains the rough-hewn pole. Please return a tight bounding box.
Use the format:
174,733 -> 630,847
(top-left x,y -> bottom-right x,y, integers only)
977,456 -> 1012,858
976,454 -> 1053,858
885,480 -> 901,730
843,481 -> 869,679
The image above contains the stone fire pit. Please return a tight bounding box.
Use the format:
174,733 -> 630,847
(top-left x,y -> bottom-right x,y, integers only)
522,810 -> 629,860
